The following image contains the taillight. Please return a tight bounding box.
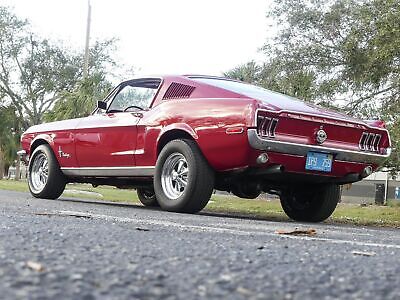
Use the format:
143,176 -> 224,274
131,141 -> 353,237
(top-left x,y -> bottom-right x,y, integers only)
359,132 -> 381,152
256,111 -> 279,138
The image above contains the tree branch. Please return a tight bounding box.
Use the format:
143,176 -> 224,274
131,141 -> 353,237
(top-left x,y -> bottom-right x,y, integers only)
345,86 -> 395,114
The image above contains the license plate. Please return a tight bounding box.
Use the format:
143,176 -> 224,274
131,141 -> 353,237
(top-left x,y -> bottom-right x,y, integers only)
305,152 -> 333,172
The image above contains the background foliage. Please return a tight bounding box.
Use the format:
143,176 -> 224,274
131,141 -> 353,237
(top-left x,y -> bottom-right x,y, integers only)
0,6 -> 118,176
1,1 -> 399,175
225,0 -> 400,171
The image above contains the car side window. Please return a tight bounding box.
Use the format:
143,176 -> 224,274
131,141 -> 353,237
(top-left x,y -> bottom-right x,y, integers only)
107,85 -> 157,113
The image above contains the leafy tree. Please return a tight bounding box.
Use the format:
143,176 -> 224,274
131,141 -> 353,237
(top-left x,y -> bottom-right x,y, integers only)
0,7 -> 117,127
226,0 -> 400,171
0,6 -> 120,174
224,60 -> 319,102
382,100 -> 400,174
0,7 -> 78,127
224,61 -> 261,84
44,73 -> 112,121
0,105 -> 21,178
262,0 -> 400,117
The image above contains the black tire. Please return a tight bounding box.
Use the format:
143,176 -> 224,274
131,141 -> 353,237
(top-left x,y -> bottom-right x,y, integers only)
137,188 -> 159,207
154,139 -> 215,213
280,184 -> 341,222
28,144 -> 66,199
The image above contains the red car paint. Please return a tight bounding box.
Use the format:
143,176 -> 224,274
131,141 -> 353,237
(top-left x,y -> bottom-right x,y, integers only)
20,75 -> 391,186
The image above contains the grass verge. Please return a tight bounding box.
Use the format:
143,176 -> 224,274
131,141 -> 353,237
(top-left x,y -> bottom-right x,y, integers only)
1,179 -> 400,228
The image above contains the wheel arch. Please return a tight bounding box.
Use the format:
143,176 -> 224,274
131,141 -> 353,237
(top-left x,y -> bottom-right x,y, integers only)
156,126 -> 197,155
30,134 -> 54,155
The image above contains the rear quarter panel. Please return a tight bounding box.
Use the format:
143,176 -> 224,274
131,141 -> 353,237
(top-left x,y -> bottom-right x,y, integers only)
136,98 -> 257,171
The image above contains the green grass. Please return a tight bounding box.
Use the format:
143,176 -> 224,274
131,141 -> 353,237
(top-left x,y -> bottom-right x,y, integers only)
207,195 -> 288,222
1,179 -> 400,227
206,195 -> 400,228
332,203 -> 400,227
0,179 -> 140,203
387,200 -> 400,208
0,179 -> 30,193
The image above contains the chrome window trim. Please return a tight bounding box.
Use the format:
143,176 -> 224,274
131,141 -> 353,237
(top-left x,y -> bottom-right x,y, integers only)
92,77 -> 164,115
61,166 -> 155,177
107,78 -> 163,112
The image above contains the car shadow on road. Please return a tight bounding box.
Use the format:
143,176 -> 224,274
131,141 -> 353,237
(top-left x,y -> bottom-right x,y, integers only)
199,211 -> 291,223
59,197 -> 159,210
58,197 -> 292,224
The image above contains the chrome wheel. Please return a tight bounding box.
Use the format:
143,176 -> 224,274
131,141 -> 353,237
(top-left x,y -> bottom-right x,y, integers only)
30,153 -> 49,193
154,139 -> 214,213
161,153 -> 189,199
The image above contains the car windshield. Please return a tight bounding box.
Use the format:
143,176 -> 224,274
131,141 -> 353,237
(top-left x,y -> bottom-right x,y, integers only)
99,78 -> 161,114
191,77 -> 302,105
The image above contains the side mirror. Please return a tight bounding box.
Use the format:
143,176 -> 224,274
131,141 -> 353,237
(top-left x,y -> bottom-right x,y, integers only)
97,100 -> 107,110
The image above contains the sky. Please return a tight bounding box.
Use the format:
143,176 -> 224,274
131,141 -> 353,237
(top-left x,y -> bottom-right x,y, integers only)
0,0 -> 274,78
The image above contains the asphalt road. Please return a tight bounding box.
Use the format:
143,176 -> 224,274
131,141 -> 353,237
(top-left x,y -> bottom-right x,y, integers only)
1,189 -> 400,300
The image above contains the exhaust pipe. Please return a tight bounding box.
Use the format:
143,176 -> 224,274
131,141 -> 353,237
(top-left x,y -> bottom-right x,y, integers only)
249,164 -> 284,176
360,166 -> 373,179
263,164 -> 284,175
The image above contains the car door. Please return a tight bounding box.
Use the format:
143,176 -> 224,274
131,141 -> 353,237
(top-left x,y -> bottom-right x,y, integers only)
74,79 -> 160,169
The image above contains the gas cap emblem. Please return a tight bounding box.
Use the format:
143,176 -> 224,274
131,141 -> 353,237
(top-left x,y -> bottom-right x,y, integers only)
316,129 -> 327,144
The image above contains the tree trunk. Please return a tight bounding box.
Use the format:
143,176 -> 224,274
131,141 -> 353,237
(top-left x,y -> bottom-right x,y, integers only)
15,157 -> 20,181
0,151 -> 4,179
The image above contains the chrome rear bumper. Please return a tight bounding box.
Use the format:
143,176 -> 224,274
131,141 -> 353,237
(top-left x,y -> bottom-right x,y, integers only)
247,129 -> 390,165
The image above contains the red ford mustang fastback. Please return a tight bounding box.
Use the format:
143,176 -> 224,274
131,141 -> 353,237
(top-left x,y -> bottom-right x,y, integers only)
19,75 -> 391,222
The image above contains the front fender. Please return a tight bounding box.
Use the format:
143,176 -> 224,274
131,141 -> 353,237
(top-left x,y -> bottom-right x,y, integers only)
31,134 -> 55,149
29,132 -> 78,168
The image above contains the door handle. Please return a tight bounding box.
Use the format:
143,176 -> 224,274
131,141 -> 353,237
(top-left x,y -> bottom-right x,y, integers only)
131,112 -> 143,118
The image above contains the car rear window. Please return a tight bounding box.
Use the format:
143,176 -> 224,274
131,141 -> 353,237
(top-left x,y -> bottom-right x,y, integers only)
191,77 -> 300,104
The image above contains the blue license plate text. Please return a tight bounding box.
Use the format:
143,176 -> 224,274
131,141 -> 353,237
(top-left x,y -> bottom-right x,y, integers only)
305,152 -> 333,172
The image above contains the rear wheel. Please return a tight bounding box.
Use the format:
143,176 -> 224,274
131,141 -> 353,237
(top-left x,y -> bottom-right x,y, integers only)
137,188 -> 159,207
28,144 -> 66,199
280,184 -> 340,222
154,139 -> 215,213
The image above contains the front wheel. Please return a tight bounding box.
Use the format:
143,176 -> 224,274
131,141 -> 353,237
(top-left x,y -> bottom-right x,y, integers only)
28,144 -> 66,199
154,139 -> 215,213
280,184 -> 341,222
